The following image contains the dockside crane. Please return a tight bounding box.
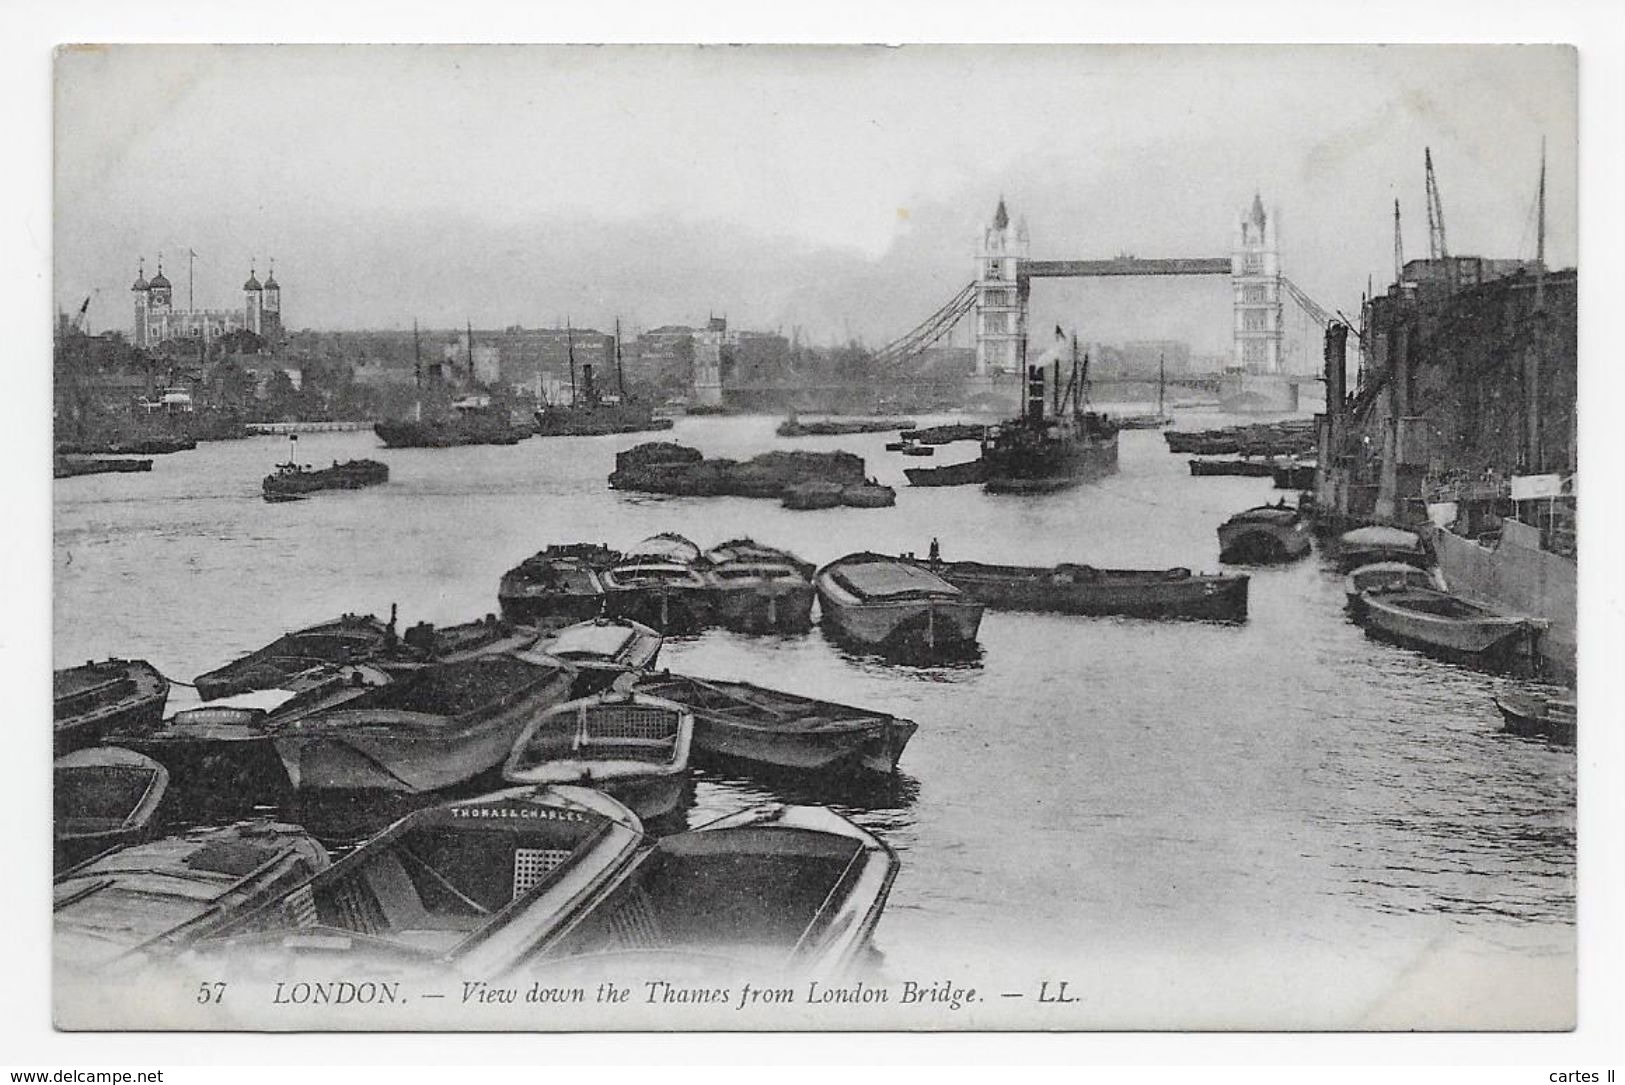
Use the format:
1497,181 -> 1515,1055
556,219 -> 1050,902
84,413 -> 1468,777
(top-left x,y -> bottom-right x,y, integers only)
1424,147 -> 1455,291
1393,199 -> 1405,285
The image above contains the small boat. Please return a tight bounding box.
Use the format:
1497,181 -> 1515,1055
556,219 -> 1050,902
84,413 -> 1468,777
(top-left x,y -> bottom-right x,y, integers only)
502,691 -> 694,820
1359,587 -> 1542,665
1188,457 -> 1276,478
635,671 -> 918,774
1344,562 -> 1443,618
262,458 -> 388,499
54,820 -> 329,973
262,490 -> 307,503
781,480 -> 845,510
702,538 -> 816,632
497,543 -> 622,626
899,423 -> 986,446
1336,525 -> 1429,571
532,804 -> 898,978
601,535 -> 714,633
927,547 -> 1248,623
519,617 -> 663,695
194,613 -> 396,701
54,747 -> 170,871
271,652 -> 577,795
1272,459 -> 1317,490
1217,503 -> 1312,564
904,459 -> 986,487
900,442 -> 935,457
54,658 -> 170,755
1494,690 -> 1576,746
200,786 -> 648,966
883,440 -> 907,452
815,552 -> 984,653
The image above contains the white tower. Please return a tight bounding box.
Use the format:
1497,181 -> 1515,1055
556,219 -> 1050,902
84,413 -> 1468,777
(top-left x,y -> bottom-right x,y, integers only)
974,197 -> 1028,376
1232,193 -> 1283,373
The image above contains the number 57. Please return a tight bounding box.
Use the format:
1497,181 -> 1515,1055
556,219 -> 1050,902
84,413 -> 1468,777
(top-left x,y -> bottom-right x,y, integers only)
196,982 -> 227,1004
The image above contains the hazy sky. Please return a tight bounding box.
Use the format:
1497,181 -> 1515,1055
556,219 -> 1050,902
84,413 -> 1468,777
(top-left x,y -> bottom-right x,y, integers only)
55,44 -> 1575,361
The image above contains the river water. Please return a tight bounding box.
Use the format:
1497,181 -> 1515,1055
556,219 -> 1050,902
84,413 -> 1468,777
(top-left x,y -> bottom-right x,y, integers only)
52,410 -> 1576,1028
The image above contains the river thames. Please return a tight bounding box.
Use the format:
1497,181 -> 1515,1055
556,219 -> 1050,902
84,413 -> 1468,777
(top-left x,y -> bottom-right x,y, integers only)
52,411 -> 1575,1028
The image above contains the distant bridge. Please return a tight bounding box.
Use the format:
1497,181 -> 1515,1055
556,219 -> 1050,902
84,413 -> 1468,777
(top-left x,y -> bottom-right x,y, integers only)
864,196 -> 1340,383
1023,257 -> 1232,279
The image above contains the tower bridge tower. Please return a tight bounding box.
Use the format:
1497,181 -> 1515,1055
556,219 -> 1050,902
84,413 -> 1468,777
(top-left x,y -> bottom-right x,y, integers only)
973,196 -> 1028,376
1231,193 -> 1282,373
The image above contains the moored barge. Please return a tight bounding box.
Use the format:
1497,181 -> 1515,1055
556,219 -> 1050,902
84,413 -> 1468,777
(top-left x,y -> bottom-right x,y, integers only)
926,547 -> 1248,622
815,552 -> 984,653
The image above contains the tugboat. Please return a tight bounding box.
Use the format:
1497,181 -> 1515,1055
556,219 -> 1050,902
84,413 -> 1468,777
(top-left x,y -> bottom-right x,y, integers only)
261,436 -> 388,500
980,329 -> 1119,493
532,320 -> 674,437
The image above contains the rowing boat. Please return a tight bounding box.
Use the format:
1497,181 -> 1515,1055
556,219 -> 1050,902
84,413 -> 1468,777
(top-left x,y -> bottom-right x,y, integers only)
502,691 -> 694,819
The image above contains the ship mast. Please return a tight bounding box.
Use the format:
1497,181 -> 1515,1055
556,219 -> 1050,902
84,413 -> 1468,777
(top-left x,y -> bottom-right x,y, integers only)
566,319 -> 577,404
1157,351 -> 1166,417
1527,139 -> 1548,474
614,316 -> 627,398
412,319 -> 423,422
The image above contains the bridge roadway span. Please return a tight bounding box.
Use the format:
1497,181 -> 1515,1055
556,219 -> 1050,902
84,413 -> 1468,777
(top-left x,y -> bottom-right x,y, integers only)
1021,257 -> 1233,279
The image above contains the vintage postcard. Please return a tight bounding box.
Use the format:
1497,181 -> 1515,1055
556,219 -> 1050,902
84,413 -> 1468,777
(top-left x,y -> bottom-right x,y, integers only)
50,43 -> 1577,1032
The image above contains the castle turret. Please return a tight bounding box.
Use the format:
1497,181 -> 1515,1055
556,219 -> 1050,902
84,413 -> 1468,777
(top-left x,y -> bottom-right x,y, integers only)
243,264 -> 263,336
147,259 -> 172,312
261,261 -> 281,340
130,258 -> 151,347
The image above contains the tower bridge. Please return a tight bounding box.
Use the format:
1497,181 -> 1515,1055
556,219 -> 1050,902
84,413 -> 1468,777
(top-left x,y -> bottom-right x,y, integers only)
872,194 -> 1333,410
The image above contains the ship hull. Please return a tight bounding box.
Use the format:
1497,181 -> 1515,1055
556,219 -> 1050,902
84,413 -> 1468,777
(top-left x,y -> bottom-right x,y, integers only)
933,561 -> 1248,622
273,669 -> 575,794
1431,520 -> 1575,681
983,435 -> 1118,493
710,584 -> 816,633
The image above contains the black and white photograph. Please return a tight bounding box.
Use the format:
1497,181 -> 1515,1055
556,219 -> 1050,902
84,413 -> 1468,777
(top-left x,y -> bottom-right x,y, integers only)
33,35 -> 1598,1043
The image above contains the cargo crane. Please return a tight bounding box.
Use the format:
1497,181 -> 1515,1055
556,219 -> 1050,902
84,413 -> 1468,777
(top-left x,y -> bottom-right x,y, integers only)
1424,147 -> 1455,291
1393,199 -> 1405,285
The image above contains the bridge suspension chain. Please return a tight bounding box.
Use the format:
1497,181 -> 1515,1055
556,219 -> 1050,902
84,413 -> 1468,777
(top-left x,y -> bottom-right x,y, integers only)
871,281 -> 978,369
